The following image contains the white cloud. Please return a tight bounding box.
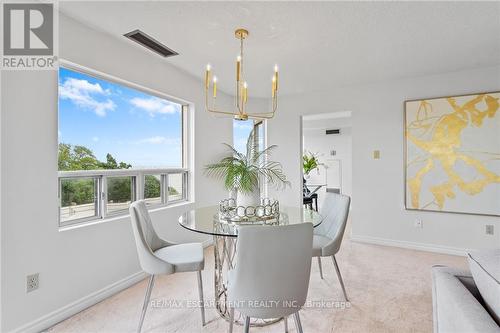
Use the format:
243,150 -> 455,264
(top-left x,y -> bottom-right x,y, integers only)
59,78 -> 116,117
129,97 -> 180,117
136,136 -> 180,145
92,136 -> 99,142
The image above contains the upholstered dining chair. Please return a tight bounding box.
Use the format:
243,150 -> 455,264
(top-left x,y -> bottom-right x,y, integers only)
129,200 -> 206,333
228,223 -> 313,333
313,192 -> 350,301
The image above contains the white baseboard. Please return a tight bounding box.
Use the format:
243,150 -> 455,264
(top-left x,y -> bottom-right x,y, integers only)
350,235 -> 467,256
9,271 -> 147,333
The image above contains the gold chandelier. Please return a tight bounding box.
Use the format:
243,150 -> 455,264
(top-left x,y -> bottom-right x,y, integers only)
204,28 -> 279,121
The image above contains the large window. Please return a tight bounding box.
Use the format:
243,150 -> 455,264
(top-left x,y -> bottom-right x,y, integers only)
233,119 -> 266,194
233,119 -> 264,154
58,65 -> 188,227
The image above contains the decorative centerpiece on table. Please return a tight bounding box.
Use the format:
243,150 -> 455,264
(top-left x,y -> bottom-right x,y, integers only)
205,128 -> 289,223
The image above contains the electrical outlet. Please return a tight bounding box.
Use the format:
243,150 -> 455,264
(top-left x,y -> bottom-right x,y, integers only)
414,219 -> 423,228
26,273 -> 39,293
485,225 -> 494,235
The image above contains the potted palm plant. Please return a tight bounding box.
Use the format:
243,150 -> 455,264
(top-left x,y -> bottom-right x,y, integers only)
205,129 -> 289,207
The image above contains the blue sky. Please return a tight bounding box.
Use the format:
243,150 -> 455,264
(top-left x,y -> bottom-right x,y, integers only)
58,68 -> 182,168
233,120 -> 254,154
59,67 -> 260,169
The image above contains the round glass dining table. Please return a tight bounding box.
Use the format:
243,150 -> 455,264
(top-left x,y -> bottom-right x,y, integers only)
178,205 -> 324,326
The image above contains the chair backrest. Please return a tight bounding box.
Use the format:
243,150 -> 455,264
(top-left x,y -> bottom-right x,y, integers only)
315,192 -> 351,255
303,178 -> 312,197
129,200 -> 173,275
229,223 -> 313,319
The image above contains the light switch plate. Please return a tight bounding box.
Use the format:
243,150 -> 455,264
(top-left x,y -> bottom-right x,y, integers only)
486,225 -> 494,235
373,150 -> 380,159
27,273 -> 39,293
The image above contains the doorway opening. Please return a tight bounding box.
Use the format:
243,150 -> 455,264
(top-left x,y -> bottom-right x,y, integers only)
301,111 -> 352,211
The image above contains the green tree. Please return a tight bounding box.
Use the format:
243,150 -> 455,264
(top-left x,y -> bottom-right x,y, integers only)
144,175 -> 161,199
119,161 -> 132,169
99,153 -> 132,170
58,143 -> 72,170
102,153 -> 118,169
61,178 -> 96,207
58,144 -> 132,171
107,177 -> 132,203
59,143 -> 133,205
72,145 -> 102,170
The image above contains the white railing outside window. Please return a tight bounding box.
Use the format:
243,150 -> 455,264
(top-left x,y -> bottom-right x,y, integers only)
58,169 -> 189,227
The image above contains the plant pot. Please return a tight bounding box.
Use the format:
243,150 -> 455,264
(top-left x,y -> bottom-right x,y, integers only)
236,189 -> 261,207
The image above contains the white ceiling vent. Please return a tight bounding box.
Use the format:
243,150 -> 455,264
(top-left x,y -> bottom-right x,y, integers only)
124,30 -> 178,58
325,129 -> 341,135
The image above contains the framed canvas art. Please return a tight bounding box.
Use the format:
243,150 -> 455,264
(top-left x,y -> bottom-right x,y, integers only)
404,92 -> 500,216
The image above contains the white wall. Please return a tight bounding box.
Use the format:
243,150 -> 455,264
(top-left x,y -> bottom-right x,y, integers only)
268,65 -> 500,254
1,14 -> 232,332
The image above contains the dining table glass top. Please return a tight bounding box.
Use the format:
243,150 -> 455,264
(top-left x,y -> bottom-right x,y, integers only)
178,205 -> 324,237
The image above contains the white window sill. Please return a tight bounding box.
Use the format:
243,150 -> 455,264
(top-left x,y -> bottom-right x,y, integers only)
58,200 -> 195,232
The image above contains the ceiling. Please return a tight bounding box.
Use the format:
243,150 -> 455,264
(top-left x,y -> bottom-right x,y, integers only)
59,1 -> 500,98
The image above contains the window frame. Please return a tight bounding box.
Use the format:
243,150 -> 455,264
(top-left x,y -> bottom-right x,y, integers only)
57,61 -> 191,228
58,169 -> 189,228
58,176 -> 101,226
143,173 -> 165,208
104,175 -> 137,217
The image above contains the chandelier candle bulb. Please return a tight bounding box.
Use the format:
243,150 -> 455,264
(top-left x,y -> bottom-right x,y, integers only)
274,65 -> 279,91
236,56 -> 241,81
243,82 -> 248,103
272,76 -> 277,97
205,64 -> 211,89
213,76 -> 217,98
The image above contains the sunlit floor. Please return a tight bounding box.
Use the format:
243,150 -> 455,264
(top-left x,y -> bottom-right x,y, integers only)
47,228 -> 466,333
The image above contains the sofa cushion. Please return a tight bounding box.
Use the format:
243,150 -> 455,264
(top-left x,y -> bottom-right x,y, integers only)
431,266 -> 500,333
468,249 -> 500,325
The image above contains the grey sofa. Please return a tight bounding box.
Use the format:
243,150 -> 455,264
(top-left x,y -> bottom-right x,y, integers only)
431,250 -> 500,333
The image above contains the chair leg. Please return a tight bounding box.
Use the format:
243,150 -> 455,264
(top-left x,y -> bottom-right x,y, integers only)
244,316 -> 251,333
197,270 -> 206,326
283,316 -> 288,332
317,256 -> 324,279
137,274 -> 155,333
314,197 -> 318,211
293,312 -> 303,333
332,255 -> 349,301
228,308 -> 235,333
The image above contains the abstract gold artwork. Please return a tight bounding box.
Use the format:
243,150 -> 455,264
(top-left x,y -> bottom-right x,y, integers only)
404,92 -> 500,216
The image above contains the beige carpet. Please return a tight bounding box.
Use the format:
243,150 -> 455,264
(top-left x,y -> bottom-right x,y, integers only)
47,233 -> 466,333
